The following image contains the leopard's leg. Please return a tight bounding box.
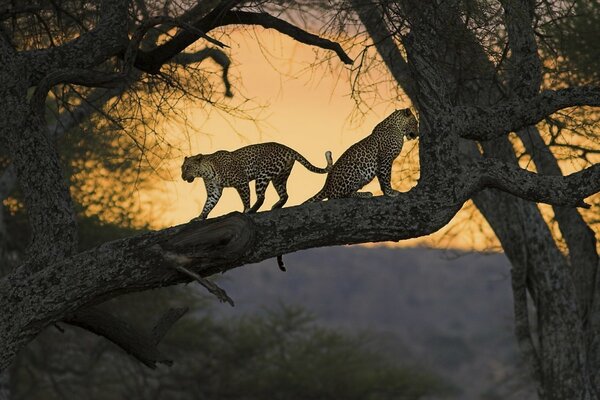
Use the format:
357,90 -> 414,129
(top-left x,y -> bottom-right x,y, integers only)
271,168 -> 292,209
249,177 -> 269,213
376,157 -> 399,197
235,184 -> 251,213
195,181 -> 223,220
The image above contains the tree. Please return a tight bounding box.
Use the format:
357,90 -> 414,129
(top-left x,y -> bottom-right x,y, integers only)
348,1 -> 599,398
0,1 -> 598,399
0,0 -> 352,389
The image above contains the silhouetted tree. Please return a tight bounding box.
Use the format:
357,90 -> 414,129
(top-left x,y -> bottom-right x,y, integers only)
348,1 -> 599,398
0,2 -> 598,400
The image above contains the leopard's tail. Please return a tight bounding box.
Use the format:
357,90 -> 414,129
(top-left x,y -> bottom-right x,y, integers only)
295,151 -> 333,174
304,187 -> 328,203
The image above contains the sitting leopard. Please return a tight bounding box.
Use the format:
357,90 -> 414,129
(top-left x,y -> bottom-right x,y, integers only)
306,108 -> 418,202
182,142 -> 333,220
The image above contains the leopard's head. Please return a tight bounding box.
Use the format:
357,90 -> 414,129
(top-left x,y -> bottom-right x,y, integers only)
376,108 -> 419,140
181,155 -> 208,183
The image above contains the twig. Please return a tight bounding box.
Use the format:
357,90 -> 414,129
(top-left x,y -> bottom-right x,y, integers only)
172,265 -> 234,306
276,255 -> 286,272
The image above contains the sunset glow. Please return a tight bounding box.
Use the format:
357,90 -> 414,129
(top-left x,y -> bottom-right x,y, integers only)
143,27 -> 596,252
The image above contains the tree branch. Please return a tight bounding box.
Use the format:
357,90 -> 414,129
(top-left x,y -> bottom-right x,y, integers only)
134,9 -> 352,74
500,0 -> 541,97
351,0 -> 419,101
518,126 -> 598,317
171,264 -> 234,306
24,0 -> 130,83
63,306 -> 188,369
30,12 -> 229,113
473,158 -> 599,208
172,47 -> 233,97
0,191 -> 464,370
456,86 -> 600,141
30,69 -> 127,115
224,11 -> 353,65
2,148 -> 597,370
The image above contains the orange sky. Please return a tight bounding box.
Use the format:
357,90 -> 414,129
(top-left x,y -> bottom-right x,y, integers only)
145,27 -> 501,250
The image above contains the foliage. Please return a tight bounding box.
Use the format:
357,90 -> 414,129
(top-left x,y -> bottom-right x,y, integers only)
12,295 -> 452,400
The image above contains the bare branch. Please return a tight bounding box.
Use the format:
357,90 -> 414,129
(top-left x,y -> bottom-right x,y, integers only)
456,86 -> 600,141
30,69 -> 127,115
351,0 -> 419,101
172,47 -> 232,97
135,8 -> 352,74
224,11 -> 353,65
0,193 -> 463,369
29,14 -> 224,114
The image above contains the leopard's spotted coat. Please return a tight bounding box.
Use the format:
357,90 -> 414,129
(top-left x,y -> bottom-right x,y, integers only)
182,142 -> 332,220
306,108 -> 419,202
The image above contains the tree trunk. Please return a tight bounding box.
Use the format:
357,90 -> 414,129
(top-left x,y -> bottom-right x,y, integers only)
353,1 -> 599,398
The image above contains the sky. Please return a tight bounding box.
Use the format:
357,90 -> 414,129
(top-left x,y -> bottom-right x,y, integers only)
147,26 -> 500,251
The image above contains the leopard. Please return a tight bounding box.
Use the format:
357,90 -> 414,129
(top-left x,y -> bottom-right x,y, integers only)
306,108 -> 419,202
182,142 -> 333,220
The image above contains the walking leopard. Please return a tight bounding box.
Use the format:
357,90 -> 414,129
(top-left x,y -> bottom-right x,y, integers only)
182,142 -> 333,220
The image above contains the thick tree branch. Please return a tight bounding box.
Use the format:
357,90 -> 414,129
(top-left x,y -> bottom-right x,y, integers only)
1,25 -> 78,271
456,86 -> 600,141
2,150 -> 598,370
518,127 -> 598,317
0,190 -> 464,370
473,158 -> 599,208
500,0 -> 541,97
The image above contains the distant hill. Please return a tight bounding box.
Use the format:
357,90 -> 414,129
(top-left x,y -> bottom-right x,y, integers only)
216,246 -> 537,399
